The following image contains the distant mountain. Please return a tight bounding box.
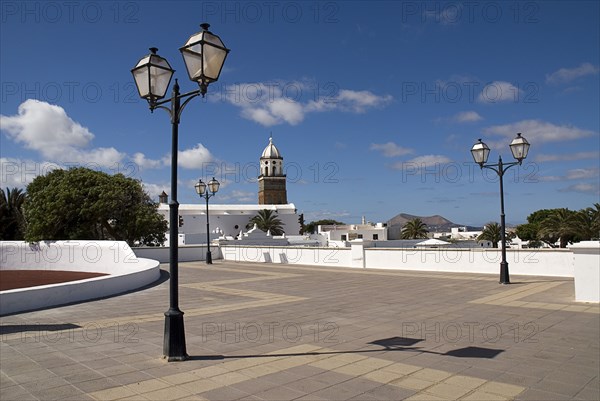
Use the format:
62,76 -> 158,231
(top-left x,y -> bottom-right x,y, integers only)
386,213 -> 481,239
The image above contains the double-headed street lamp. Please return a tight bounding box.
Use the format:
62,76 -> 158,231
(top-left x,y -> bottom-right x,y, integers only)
131,23 -> 230,361
471,133 -> 531,285
195,177 -> 220,264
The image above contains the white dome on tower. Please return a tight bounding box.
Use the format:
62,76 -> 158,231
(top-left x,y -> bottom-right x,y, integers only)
261,137 -> 282,159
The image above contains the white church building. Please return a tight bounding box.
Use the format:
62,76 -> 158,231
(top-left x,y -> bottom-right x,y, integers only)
157,137 -> 301,245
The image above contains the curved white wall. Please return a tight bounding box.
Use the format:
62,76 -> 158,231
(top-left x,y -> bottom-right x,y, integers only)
0,241 -> 160,316
133,244 -> 220,263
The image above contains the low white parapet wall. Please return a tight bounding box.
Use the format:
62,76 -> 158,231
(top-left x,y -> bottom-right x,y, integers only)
133,244 -> 220,263
220,244 -> 575,277
364,247 -> 574,277
221,245 -> 352,266
569,241 -> 600,302
0,241 -> 160,315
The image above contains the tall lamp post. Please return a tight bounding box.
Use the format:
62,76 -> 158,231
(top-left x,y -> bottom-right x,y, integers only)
195,177 -> 220,264
131,23 -> 230,361
471,133 -> 530,285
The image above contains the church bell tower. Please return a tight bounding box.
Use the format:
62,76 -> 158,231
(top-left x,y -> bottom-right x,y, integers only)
258,136 -> 287,204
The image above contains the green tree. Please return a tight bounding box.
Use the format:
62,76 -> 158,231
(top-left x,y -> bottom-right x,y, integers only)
0,187 -> 26,240
478,222 -> 503,247
304,219 -> 345,234
24,168 -> 167,246
298,213 -> 305,234
516,209 -> 560,247
246,209 -> 285,236
515,222 -> 539,242
591,203 -> 600,239
400,218 -> 429,239
539,208 -> 580,248
576,203 -> 600,241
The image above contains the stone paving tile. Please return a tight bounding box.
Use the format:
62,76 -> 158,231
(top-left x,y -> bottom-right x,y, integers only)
462,390 -> 511,400
530,378 -> 589,398
0,385 -> 40,400
362,382 -> 416,400
31,384 -> 88,400
479,381 -> 526,398
199,385 -> 251,401
253,385 -> 307,401
177,378 -> 221,394
1,261 -> 599,401
307,380 -> 374,400
574,386 -> 600,400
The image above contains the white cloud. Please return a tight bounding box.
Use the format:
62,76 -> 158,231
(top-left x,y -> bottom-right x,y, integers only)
370,142 -> 414,157
540,168 -> 599,182
132,152 -> 163,169
477,81 -> 522,103
535,151 -> 600,162
566,168 -> 599,180
304,210 -> 352,222
241,108 -> 279,126
335,90 -> 393,113
0,99 -> 124,167
167,143 -> 214,169
0,157 -> 61,188
219,190 -> 255,203
546,62 -> 599,84
559,183 -> 600,195
223,82 -> 392,127
141,182 -> 169,201
482,120 -> 595,148
454,111 -> 483,123
392,155 -> 452,169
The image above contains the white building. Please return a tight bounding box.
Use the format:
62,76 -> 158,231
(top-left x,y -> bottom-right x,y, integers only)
318,221 -> 388,247
158,137 -> 301,245
432,227 -> 482,240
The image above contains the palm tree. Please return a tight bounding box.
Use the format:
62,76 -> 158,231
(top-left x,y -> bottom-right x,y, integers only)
578,203 -> 600,240
246,209 -> 285,236
0,187 -> 26,240
478,222 -> 502,248
539,208 -> 580,248
592,203 -> 600,240
400,218 -> 429,239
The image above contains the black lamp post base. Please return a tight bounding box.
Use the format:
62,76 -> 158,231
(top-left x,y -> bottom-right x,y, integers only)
206,250 -> 213,264
163,308 -> 188,361
499,262 -> 510,285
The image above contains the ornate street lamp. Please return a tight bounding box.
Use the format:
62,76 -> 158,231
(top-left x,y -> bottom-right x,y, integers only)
131,23 -> 230,362
195,177 -> 220,264
471,133 -> 530,284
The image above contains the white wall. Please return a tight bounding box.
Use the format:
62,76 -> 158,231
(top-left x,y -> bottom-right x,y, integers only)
220,244 -> 575,277
1,241 -> 140,274
0,241 -> 160,315
365,247 -> 574,277
133,244 -> 220,263
221,245 -> 352,267
570,241 -> 600,302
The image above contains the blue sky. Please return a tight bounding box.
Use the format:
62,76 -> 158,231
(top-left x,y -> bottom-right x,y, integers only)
1,1 -> 599,226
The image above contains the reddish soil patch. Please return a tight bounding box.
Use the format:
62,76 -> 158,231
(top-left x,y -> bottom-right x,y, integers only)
0,270 -> 108,291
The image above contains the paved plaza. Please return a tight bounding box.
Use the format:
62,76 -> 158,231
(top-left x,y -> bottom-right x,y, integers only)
1,261 -> 599,400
